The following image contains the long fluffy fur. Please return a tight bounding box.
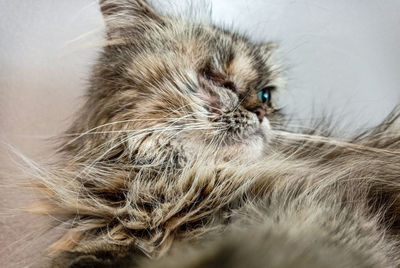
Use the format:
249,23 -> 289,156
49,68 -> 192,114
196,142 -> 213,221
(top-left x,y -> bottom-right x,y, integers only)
35,108 -> 400,268
22,1 -> 400,267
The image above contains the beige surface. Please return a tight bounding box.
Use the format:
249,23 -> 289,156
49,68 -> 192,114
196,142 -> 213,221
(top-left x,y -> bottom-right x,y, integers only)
0,1 -> 100,267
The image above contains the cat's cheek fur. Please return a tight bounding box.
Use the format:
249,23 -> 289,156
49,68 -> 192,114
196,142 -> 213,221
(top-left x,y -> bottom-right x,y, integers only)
248,119 -> 271,159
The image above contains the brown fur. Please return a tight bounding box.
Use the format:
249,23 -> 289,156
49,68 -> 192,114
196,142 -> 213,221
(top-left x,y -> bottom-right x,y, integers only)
23,0 -> 400,267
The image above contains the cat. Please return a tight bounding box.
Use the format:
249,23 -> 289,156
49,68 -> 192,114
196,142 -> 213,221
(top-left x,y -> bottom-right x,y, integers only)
27,0 -> 400,267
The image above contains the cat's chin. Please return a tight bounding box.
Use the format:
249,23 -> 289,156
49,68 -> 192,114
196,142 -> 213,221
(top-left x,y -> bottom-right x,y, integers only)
221,121 -> 271,162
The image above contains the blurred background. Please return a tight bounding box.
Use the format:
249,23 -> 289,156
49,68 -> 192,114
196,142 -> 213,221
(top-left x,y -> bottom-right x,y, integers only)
0,0 -> 399,267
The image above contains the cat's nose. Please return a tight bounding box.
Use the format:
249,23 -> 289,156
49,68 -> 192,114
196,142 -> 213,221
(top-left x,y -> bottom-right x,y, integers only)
251,107 -> 266,123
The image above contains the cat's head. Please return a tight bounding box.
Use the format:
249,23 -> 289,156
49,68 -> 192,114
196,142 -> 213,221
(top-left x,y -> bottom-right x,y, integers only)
70,0 -> 284,166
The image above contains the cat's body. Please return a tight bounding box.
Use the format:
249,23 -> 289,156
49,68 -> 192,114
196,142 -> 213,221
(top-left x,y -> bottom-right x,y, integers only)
27,0 -> 400,267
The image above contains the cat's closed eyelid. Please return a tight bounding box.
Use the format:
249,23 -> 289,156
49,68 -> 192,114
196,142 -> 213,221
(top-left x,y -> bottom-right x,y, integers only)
201,70 -> 237,92
218,80 -> 237,92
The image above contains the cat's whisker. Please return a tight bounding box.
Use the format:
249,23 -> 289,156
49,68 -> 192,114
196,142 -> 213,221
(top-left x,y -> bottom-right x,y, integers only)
271,130 -> 400,156
74,121 -> 224,177
67,117 -> 207,160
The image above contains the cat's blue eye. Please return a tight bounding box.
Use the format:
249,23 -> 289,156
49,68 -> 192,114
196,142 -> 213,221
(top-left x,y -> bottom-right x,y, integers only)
257,88 -> 271,104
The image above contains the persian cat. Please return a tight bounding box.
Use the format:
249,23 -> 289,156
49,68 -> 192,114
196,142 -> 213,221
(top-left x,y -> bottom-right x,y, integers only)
25,0 -> 400,267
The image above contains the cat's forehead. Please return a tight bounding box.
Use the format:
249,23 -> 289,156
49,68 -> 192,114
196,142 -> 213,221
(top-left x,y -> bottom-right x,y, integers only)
121,20 -> 270,77
113,16 -> 253,61
165,22 -> 279,88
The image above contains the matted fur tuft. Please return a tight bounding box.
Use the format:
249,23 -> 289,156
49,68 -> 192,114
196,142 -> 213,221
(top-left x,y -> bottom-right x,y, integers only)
21,0 -> 400,267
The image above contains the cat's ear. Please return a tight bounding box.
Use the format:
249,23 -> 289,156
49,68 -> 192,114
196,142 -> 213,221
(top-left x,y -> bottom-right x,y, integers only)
99,0 -> 165,40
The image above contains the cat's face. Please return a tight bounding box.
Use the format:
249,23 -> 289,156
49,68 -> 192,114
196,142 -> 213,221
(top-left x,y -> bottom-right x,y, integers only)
82,0 -> 284,165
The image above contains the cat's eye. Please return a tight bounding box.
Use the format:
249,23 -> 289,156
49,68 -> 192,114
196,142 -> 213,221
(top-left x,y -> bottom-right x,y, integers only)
257,87 -> 274,104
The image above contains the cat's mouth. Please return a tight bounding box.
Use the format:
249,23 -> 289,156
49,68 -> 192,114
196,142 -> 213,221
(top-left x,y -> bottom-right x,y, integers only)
207,106 -> 268,138
188,110 -> 271,160
180,124 -> 268,163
